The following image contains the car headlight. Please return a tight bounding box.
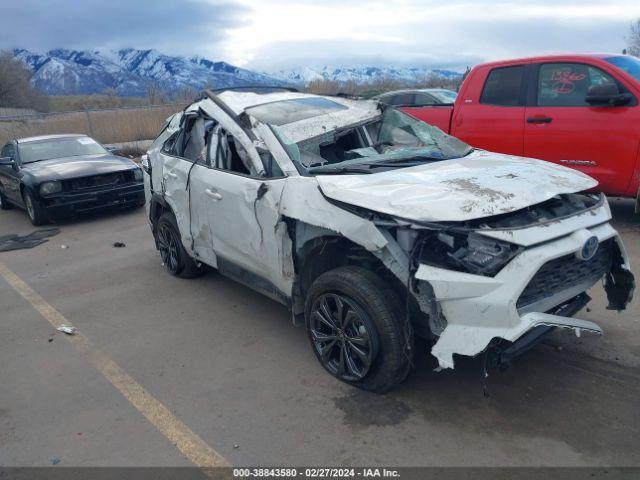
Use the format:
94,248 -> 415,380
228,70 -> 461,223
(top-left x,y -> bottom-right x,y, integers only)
419,230 -> 522,276
133,167 -> 144,182
39,181 -> 62,196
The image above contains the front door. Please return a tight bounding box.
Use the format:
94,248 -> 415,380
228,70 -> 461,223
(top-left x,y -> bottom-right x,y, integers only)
196,126 -> 289,300
0,142 -> 21,203
523,62 -> 640,196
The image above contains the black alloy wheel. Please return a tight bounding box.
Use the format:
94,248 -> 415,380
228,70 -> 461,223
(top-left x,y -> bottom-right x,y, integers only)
309,293 -> 378,381
157,221 -> 180,275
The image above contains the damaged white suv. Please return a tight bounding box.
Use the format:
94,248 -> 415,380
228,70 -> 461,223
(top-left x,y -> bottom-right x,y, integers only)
142,88 -> 635,392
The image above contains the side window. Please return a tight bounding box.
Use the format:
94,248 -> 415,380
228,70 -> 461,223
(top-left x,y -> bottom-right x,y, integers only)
537,63 -> 617,106
209,127 -> 252,176
414,92 -> 438,106
1,143 -> 15,159
388,93 -> 415,106
480,66 -> 525,106
161,131 -> 181,156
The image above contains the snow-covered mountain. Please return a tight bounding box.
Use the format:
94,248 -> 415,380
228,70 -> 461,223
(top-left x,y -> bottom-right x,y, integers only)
12,48 -> 286,97
12,48 -> 463,97
268,65 -> 463,85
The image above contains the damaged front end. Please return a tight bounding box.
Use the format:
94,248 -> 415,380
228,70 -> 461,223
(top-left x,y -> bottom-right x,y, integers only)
372,193 -> 635,370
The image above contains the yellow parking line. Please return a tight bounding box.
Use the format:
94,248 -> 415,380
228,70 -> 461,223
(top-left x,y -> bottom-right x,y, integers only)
0,262 -> 230,469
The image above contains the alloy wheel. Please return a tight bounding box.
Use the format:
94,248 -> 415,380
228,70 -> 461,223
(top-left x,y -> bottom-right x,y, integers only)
157,223 -> 180,274
309,293 -> 377,381
24,194 -> 35,221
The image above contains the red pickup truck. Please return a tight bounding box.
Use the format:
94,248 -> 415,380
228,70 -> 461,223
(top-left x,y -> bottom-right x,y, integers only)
406,54 -> 640,208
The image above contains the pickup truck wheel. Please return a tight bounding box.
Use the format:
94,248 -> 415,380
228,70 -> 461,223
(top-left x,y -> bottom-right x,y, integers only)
156,212 -> 203,279
305,266 -> 413,392
23,190 -> 47,226
0,189 -> 13,210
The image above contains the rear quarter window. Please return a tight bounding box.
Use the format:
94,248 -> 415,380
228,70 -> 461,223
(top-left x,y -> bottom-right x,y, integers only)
480,66 -> 525,106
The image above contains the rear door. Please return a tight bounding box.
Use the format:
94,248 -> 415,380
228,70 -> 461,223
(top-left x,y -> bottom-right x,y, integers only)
157,113 -> 218,264
452,64 -> 527,156
523,61 -> 639,195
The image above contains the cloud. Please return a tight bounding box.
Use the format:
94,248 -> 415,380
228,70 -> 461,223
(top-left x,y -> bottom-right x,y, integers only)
0,0 -> 249,57
1,0 -> 639,72
223,0 -> 640,71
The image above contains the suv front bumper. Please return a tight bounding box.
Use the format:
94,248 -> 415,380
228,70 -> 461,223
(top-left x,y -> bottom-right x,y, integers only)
415,222 -> 634,370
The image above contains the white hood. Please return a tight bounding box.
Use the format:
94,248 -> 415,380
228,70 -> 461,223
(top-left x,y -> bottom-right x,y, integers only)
316,150 -> 598,222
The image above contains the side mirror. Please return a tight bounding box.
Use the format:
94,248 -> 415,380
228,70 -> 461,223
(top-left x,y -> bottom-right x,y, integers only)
0,156 -> 14,166
105,145 -> 118,154
586,83 -> 632,106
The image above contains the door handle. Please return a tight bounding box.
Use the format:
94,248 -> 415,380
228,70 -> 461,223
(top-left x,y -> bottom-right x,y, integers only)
205,188 -> 222,201
527,116 -> 553,124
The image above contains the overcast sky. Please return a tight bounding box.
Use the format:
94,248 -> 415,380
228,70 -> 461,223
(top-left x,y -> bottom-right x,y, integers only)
1,0 -> 639,72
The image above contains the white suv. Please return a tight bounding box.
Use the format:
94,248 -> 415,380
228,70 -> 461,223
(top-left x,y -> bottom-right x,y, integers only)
142,88 -> 635,392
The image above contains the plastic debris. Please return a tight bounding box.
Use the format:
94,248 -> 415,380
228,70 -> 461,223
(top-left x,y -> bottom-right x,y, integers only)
51,457 -> 60,465
61,245 -> 69,249
113,242 -> 126,248
56,324 -> 77,335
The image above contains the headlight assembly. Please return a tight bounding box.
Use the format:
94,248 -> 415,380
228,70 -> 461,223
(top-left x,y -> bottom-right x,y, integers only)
39,181 -> 62,196
419,230 -> 522,276
133,167 -> 144,182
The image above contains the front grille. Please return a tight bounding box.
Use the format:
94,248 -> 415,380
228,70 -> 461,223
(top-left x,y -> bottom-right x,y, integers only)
69,171 -> 132,191
516,239 -> 613,309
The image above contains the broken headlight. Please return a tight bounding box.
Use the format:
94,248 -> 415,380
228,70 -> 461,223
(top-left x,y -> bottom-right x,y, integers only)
421,231 -> 522,276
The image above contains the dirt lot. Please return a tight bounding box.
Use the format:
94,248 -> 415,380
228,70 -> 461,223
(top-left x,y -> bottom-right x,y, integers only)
0,199 -> 639,469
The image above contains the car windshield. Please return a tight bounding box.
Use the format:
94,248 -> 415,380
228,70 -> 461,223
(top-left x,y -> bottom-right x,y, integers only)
18,137 -> 107,163
271,107 -> 472,174
605,55 -> 640,82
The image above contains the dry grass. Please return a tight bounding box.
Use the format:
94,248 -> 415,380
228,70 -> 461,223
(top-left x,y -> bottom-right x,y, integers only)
0,105 -> 183,146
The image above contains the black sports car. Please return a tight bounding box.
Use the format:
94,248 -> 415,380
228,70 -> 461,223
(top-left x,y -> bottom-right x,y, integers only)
0,134 -> 145,225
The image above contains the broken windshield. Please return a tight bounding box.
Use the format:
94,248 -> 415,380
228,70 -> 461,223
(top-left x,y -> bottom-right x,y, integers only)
271,107 -> 472,175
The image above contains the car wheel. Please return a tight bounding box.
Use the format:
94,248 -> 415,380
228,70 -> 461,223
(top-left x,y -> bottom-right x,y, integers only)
0,189 -> 13,210
23,189 -> 47,226
305,266 -> 413,392
156,212 -> 204,279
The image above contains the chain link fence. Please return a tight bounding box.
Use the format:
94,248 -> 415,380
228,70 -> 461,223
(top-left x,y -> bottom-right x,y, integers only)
0,103 -> 187,148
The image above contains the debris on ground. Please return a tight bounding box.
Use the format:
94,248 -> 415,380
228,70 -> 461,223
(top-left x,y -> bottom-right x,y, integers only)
113,242 -> 126,248
51,457 -> 60,465
56,324 -> 77,335
0,228 -> 61,252
234,444 -> 240,449
60,245 -> 69,249
48,336 -> 54,343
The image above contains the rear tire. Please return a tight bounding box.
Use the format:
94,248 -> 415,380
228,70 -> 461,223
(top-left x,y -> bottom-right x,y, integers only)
305,266 -> 413,393
23,189 -> 47,226
0,189 -> 13,210
155,212 -> 204,279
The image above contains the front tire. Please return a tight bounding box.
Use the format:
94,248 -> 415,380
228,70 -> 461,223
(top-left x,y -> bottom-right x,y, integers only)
23,189 -> 47,226
155,212 -> 203,279
305,266 -> 413,392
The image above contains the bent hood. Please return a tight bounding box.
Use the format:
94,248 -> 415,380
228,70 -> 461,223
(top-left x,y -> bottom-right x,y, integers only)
316,150 -> 598,222
22,154 -> 137,182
